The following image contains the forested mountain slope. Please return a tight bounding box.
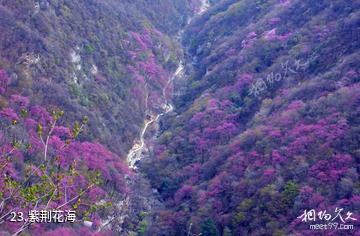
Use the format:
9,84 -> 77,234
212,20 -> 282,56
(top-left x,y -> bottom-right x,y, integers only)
0,0 -> 198,235
141,0 -> 360,235
0,0 -> 359,235
0,0 -> 194,156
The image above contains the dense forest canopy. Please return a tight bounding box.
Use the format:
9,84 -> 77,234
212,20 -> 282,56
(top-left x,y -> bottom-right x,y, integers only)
0,0 -> 359,235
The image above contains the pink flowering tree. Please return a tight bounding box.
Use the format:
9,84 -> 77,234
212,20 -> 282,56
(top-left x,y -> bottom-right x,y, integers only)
0,107 -> 99,234
0,72 -> 128,235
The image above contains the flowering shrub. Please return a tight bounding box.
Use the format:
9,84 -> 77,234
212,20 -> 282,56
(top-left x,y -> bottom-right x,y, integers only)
141,1 -> 360,235
0,71 -> 129,235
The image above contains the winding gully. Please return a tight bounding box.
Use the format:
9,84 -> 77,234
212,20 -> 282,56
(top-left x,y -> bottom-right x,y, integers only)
126,0 -> 209,169
96,2 -> 210,234
126,63 -> 183,169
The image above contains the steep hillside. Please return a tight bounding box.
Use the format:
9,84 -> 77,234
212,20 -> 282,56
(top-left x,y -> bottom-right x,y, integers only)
0,0 -> 194,156
141,0 -> 360,235
1,0 -> 359,235
0,1 -> 200,235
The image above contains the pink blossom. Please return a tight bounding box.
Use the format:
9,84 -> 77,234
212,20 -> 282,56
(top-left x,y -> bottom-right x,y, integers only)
95,74 -> 106,84
53,126 -> 72,138
263,168 -> 276,177
197,191 -> 207,204
174,185 -> 193,204
207,98 -> 218,110
10,95 -> 30,108
30,105 -> 53,125
269,129 -> 282,138
0,108 -> 19,121
271,150 -> 285,164
346,69 -> 358,78
241,31 -> 257,49
49,136 -> 65,150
